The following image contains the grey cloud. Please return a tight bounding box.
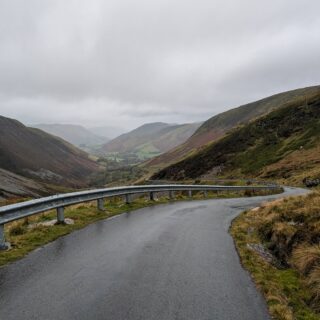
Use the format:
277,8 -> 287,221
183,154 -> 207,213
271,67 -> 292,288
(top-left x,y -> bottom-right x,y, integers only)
0,0 -> 319,129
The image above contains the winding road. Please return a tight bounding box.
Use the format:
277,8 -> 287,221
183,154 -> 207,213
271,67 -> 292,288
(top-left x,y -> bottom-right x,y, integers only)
0,187 -> 307,320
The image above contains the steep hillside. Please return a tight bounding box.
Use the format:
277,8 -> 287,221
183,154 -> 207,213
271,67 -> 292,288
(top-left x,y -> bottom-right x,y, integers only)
0,116 -> 101,187
100,122 -> 201,160
146,85 -> 320,169
32,124 -> 108,148
0,168 -> 49,200
152,93 -> 320,185
101,122 -> 170,154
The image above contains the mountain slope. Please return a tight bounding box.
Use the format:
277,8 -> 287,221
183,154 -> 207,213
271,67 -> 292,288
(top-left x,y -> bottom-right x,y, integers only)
152,92 -> 320,185
32,124 -> 108,148
0,168 -> 49,200
0,116 -> 100,187
100,122 -> 201,160
146,85 -> 320,169
101,122 -> 170,154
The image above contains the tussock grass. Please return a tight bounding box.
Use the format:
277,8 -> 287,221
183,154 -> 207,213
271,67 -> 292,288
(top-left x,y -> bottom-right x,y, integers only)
291,245 -> 320,275
231,191 -> 320,319
308,267 -> 320,311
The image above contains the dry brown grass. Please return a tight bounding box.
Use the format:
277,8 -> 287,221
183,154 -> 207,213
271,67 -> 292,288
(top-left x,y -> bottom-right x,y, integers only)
269,304 -> 294,320
231,191 -> 320,319
261,144 -> 320,186
291,245 -> 320,275
308,266 -> 320,311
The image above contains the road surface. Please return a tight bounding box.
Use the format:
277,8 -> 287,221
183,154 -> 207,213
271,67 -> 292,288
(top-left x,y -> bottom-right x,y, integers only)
0,187 -> 307,320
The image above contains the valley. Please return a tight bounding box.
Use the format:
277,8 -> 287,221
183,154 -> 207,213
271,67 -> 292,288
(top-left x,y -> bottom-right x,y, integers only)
1,85 -> 320,199
1,3 -> 319,319
1,85 -> 319,320
99,122 -> 202,162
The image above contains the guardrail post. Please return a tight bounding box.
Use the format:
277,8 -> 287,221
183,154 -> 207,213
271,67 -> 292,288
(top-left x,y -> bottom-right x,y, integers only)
0,224 -> 10,250
56,207 -> 65,224
125,194 -> 132,204
0,185 -> 282,234
97,198 -> 105,211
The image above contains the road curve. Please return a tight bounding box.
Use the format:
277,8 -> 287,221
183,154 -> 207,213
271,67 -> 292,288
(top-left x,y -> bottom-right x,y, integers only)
0,187 -> 308,320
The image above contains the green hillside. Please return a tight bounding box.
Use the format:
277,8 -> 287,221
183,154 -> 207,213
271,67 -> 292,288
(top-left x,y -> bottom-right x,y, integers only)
152,93 -> 320,185
146,86 -> 320,170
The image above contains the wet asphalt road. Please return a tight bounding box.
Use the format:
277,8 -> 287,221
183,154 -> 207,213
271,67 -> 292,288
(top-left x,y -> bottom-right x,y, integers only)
0,187 -> 308,320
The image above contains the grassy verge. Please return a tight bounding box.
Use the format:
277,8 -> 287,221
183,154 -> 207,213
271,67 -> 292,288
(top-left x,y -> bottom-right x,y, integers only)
230,191 -> 320,320
0,189 -> 279,267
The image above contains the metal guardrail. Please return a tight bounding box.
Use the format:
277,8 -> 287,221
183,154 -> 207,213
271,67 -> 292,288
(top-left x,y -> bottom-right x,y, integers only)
0,184 -> 281,249
147,179 -> 278,186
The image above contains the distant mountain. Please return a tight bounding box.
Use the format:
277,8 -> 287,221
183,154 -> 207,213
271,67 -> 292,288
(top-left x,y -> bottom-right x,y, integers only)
0,116 -> 101,187
89,126 -> 125,140
146,86 -> 320,169
32,124 -> 108,148
152,90 -> 320,185
100,122 -> 201,160
101,122 -> 171,154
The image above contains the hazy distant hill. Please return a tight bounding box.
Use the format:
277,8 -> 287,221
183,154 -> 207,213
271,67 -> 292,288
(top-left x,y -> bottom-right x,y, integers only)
101,122 -> 171,154
100,122 -> 201,160
32,123 -> 108,148
152,90 -> 320,185
146,86 -> 320,169
89,126 -> 125,140
0,116 -> 101,187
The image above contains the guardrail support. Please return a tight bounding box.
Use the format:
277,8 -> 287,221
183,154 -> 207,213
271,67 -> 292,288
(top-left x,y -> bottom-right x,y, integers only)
204,190 -> 208,198
125,194 -> 132,204
97,198 -> 105,211
188,190 -> 192,198
56,207 -> 65,224
0,224 -> 10,250
0,185 -> 282,229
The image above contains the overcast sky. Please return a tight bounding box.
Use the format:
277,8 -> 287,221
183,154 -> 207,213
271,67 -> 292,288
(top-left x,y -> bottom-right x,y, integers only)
0,0 -> 319,130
